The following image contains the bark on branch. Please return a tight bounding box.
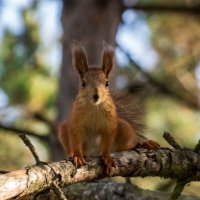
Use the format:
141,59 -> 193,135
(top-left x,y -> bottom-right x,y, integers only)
1,147 -> 200,199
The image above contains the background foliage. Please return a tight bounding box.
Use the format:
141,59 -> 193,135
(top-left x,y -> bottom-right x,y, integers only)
0,0 -> 200,197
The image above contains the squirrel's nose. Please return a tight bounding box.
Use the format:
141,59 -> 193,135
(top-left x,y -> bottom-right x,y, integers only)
93,94 -> 99,101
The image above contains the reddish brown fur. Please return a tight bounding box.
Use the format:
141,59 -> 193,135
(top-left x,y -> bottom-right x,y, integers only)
102,42 -> 114,78
58,43 -> 159,175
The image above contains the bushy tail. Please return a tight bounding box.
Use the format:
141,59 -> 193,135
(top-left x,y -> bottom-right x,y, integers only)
112,92 -> 146,140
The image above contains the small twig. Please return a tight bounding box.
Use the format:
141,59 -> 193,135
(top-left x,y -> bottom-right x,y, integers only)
163,132 -> 182,149
33,188 -> 50,200
166,133 -> 200,200
169,181 -> 187,200
19,134 -> 41,165
194,140 -> 200,153
19,133 -> 67,199
51,181 -> 68,200
117,44 -> 200,111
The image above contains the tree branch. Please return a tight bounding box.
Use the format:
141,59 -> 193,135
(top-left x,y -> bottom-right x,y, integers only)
122,2 -> 200,15
117,44 -> 200,110
30,111 -> 57,132
0,123 -> 48,141
163,132 -> 195,200
62,180 -> 199,200
1,146 -> 200,199
12,180 -> 198,200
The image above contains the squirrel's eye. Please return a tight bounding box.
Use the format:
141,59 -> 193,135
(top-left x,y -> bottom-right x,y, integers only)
105,80 -> 109,87
82,80 -> 86,88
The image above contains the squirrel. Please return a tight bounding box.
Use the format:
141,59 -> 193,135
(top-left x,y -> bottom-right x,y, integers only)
58,42 -> 159,175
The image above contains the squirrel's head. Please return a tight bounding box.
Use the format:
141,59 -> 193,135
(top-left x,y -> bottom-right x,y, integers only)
72,42 -> 114,105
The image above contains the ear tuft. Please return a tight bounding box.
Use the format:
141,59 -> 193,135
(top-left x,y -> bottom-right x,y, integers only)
101,42 -> 114,78
71,42 -> 88,78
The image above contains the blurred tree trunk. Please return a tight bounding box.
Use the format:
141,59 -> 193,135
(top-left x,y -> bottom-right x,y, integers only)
51,0 -> 122,160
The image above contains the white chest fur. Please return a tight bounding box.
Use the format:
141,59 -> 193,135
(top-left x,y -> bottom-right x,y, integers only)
83,104 -> 108,156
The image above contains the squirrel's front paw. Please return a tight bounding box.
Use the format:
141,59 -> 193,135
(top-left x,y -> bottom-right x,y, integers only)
70,153 -> 86,168
101,153 -> 115,176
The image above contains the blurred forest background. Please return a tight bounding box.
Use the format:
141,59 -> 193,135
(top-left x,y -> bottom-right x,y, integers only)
1,0 -> 200,197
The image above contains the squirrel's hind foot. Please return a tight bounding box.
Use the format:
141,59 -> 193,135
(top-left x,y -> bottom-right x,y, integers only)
136,140 -> 160,149
101,153 -> 115,176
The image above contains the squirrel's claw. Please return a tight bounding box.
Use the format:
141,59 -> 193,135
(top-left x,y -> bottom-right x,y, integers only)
70,154 -> 86,168
137,140 -> 160,149
101,154 -> 115,176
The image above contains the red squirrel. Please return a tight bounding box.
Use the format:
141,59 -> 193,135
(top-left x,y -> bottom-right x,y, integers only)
58,42 -> 159,175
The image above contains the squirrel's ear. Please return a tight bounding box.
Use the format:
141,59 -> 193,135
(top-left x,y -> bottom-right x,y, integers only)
72,42 -> 89,78
101,42 -> 114,78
